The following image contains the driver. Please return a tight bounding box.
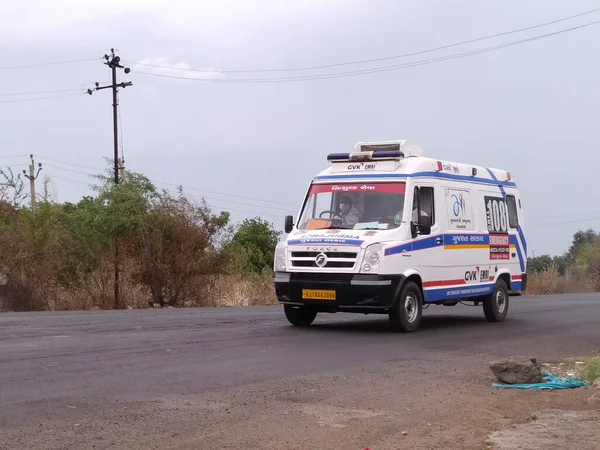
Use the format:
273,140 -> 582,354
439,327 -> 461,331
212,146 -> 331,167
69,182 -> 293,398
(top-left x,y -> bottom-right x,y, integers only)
338,195 -> 360,227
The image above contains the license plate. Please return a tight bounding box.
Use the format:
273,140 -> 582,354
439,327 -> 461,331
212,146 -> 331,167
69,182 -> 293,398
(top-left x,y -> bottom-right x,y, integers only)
302,289 -> 336,300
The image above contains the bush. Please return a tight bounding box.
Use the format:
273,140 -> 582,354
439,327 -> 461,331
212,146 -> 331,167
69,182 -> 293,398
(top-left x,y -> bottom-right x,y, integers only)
0,164 -> 281,311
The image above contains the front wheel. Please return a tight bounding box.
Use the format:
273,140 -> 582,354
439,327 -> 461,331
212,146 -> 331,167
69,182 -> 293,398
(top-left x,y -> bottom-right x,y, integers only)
389,281 -> 423,332
284,304 -> 317,326
483,279 -> 509,322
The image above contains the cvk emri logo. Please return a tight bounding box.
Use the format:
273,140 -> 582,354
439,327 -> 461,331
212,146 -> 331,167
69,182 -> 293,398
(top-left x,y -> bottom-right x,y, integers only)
347,162 -> 376,171
464,266 -> 490,283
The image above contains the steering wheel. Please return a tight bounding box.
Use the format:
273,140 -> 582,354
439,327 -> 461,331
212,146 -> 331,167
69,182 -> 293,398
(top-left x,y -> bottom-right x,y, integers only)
319,210 -> 343,220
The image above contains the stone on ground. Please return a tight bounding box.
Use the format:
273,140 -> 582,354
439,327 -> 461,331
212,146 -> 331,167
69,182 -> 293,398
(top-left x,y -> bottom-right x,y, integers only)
489,357 -> 543,384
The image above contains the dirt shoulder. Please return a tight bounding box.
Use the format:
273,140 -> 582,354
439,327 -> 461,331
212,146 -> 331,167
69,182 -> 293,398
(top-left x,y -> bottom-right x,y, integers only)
2,354 -> 598,450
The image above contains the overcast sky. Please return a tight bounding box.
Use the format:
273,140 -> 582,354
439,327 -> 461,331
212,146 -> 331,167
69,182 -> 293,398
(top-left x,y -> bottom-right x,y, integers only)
1,0 -> 599,256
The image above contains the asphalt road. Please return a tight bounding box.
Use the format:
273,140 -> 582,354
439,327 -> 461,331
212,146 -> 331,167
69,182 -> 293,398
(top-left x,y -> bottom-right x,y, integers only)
1,294 -> 599,426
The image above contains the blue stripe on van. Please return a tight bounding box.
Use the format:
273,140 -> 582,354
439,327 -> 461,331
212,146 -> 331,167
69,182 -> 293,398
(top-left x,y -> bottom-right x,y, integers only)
314,171 -> 517,187
287,238 -> 364,246
486,168 -> 526,272
509,235 -> 526,273
424,284 -> 495,302
517,226 -> 527,255
385,233 -> 492,256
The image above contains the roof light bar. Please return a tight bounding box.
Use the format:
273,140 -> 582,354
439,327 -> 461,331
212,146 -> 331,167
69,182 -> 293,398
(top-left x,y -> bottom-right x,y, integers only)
372,150 -> 404,159
327,150 -> 404,162
327,153 -> 351,161
353,139 -> 424,157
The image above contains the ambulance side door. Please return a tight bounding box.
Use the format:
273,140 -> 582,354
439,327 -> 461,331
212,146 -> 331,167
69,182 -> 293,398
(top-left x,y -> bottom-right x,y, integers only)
407,183 -> 443,282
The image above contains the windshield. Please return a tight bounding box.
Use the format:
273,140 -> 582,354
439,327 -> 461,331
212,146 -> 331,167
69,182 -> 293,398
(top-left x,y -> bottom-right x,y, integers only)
297,182 -> 406,230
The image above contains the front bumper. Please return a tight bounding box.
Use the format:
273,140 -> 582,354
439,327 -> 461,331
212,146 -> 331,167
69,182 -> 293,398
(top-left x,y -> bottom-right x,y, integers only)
274,272 -> 404,313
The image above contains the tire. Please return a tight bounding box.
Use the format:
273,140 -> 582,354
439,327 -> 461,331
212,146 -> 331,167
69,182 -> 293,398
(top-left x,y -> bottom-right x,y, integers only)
284,304 -> 317,327
389,281 -> 423,332
483,279 -> 509,322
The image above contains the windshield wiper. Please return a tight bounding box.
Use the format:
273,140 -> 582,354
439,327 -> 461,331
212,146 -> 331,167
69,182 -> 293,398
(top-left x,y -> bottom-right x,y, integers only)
311,225 -> 352,230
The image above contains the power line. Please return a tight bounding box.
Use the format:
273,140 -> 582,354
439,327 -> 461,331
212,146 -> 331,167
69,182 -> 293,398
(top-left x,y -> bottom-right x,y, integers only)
31,156 -> 600,219
41,162 -> 296,213
0,57 -> 99,70
43,173 -> 92,185
160,187 -> 287,218
127,7 -> 600,74
0,154 -> 30,159
134,20 -> 600,83
44,173 -> 288,218
0,92 -> 84,104
36,156 -> 298,207
527,210 -> 600,220
537,215 -> 600,227
0,88 -> 84,97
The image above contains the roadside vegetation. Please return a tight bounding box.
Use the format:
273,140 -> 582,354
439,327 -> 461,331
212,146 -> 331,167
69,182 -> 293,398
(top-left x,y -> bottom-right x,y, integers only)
526,230 -> 600,295
559,357 -> 600,384
1,163 -> 599,311
0,163 -> 279,311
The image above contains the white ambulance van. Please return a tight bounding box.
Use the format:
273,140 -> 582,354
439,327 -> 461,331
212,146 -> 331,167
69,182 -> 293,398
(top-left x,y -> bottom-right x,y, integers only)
274,140 -> 527,332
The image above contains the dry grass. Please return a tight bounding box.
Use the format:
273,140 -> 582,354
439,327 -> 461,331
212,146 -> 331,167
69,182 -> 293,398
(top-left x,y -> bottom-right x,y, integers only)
187,271 -> 277,308
559,357 -> 600,384
0,269 -> 277,311
525,265 -> 594,296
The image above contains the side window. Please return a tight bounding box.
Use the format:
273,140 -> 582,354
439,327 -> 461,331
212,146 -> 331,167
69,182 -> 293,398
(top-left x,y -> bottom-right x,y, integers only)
412,186 -> 435,235
506,195 -> 519,229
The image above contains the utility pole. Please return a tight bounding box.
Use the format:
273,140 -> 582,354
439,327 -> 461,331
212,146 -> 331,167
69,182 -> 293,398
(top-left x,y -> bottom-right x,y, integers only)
23,154 -> 42,213
88,49 -> 133,309
118,158 -> 128,183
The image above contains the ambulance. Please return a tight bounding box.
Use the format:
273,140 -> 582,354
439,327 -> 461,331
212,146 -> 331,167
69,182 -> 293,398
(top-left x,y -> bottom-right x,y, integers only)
273,140 -> 527,332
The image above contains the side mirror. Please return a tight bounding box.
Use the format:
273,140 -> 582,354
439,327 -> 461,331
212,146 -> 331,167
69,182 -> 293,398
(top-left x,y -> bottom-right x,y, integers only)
411,214 -> 432,237
419,214 -> 432,231
284,215 -> 294,234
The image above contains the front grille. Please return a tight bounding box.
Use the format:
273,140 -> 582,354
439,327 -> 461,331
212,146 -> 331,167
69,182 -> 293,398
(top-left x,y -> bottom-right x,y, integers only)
289,250 -> 359,270
290,272 -> 354,283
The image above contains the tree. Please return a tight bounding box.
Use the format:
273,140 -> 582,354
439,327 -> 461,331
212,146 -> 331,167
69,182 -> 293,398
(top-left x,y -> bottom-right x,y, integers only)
527,255 -> 554,274
135,192 -> 230,307
576,236 -> 600,290
229,217 -> 280,274
0,166 -> 27,207
567,229 -> 599,262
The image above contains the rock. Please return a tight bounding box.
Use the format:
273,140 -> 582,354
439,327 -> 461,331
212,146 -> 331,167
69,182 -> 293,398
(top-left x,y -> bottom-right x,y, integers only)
90,305 -> 100,311
489,357 -> 543,384
575,361 -> 586,367
401,431 -> 408,436
593,379 -> 600,390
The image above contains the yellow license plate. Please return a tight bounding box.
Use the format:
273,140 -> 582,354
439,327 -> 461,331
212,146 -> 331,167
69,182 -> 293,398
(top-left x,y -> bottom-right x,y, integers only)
302,289 -> 336,300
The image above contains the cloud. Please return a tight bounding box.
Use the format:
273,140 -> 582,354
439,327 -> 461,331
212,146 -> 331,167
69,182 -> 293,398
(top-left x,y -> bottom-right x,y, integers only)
133,57 -> 225,81
0,0 -> 359,35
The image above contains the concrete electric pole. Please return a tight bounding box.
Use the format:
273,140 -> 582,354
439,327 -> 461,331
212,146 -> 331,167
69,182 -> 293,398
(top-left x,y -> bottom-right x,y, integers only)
87,49 -> 133,309
23,154 -> 42,213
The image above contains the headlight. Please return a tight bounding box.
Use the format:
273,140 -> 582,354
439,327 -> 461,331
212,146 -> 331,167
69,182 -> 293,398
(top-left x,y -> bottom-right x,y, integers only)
274,246 -> 287,271
360,244 -> 384,273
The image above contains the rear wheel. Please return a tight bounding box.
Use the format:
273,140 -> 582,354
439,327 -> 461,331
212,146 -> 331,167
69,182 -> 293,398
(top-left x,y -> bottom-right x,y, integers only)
284,304 -> 317,326
389,281 -> 423,332
483,279 -> 509,322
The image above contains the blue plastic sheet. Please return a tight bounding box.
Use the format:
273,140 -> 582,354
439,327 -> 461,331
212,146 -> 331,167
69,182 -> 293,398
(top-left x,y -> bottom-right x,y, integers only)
492,371 -> 589,390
